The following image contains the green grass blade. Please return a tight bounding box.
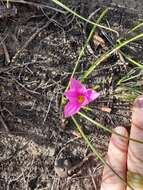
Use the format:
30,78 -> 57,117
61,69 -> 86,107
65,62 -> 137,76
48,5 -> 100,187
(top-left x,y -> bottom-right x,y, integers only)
127,22 -> 143,34
80,33 -> 143,81
121,52 -> 143,69
78,111 -> 143,144
51,0 -> 118,34
72,116 -> 134,190
65,8 -> 108,91
117,68 -> 141,85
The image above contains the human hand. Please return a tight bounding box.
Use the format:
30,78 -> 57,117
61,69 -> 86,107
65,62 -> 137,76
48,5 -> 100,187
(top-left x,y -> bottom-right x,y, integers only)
100,96 -> 143,190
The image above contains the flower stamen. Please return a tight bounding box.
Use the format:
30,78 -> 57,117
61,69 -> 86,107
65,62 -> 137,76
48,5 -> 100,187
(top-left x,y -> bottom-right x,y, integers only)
78,95 -> 85,103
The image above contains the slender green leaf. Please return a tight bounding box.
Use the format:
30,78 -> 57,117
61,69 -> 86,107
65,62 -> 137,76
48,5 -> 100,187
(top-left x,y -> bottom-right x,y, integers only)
51,0 -> 118,34
65,8 -> 108,91
80,33 -> 143,81
78,111 -> 143,144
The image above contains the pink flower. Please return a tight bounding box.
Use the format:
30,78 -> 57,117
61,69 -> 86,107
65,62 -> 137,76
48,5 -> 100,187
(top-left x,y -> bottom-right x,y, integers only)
64,78 -> 100,117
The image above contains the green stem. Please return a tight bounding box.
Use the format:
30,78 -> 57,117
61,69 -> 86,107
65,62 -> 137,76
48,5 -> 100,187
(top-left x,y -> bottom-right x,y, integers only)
61,8 -> 108,107
51,0 -> 118,34
80,33 -> 143,81
127,22 -> 143,34
65,8 -> 108,91
121,51 -> 143,69
78,111 -> 143,144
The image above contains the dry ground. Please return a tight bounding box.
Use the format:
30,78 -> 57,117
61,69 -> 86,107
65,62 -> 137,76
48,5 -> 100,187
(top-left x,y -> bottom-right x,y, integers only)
0,1 -> 143,189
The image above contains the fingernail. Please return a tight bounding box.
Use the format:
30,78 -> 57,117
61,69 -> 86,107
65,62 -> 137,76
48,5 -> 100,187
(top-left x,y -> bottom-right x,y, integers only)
134,96 -> 143,109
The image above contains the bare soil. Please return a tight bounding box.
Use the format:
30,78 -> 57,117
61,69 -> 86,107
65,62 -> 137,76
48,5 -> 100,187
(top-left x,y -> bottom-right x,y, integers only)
0,1 -> 143,189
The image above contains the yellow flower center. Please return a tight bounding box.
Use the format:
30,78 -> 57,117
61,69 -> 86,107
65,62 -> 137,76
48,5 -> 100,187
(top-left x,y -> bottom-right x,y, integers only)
78,95 -> 85,103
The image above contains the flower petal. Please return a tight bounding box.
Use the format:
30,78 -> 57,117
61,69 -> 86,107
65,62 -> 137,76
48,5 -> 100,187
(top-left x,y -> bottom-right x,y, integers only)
70,78 -> 85,91
86,89 -> 100,102
64,101 -> 80,117
65,90 -> 78,101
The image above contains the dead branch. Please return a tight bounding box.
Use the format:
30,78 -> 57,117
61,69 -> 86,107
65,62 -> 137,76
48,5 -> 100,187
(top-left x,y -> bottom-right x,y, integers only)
1,0 -> 66,14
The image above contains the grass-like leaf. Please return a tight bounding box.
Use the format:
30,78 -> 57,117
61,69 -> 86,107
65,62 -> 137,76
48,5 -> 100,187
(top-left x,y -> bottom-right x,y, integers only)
80,33 -> 143,81
121,52 -> 143,69
51,0 -> 118,34
65,8 -> 108,91
78,111 -> 143,144
117,67 -> 142,85
127,22 -> 143,34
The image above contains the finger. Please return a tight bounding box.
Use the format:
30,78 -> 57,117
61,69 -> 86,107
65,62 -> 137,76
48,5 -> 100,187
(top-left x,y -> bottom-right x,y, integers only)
101,127 -> 128,190
127,96 -> 143,190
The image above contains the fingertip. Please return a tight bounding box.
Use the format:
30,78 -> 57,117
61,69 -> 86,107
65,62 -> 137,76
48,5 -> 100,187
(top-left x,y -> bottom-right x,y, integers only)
133,95 -> 143,109
132,95 -> 143,131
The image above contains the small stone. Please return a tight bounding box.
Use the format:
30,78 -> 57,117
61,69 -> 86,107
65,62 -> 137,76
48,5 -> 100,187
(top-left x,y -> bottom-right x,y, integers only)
48,146 -> 55,157
54,158 -> 72,178
52,71 -> 56,75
